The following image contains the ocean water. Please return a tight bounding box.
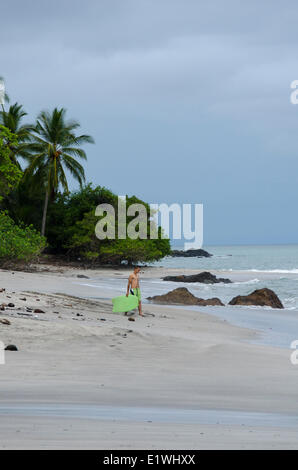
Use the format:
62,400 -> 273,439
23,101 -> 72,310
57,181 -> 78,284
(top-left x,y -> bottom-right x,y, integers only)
80,245 -> 298,349
151,245 -> 298,311
149,245 -> 298,348
153,244 -> 298,273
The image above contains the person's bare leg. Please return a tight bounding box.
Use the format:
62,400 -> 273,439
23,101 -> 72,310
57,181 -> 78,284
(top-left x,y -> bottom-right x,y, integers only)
138,301 -> 143,316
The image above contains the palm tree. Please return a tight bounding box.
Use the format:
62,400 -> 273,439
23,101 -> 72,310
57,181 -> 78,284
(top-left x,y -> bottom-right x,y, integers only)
24,107 -> 94,236
0,102 -> 32,165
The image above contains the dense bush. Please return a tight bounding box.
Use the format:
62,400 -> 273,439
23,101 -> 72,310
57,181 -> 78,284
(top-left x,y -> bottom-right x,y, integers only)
98,238 -> 170,265
46,184 -> 118,252
65,209 -> 170,264
48,184 -> 171,264
0,211 -> 46,266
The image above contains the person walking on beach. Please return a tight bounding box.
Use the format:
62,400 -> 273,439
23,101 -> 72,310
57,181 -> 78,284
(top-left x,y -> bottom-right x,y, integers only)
126,266 -> 143,316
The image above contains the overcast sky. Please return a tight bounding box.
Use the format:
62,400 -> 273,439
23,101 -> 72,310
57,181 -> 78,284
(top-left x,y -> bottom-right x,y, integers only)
1,0 -> 298,245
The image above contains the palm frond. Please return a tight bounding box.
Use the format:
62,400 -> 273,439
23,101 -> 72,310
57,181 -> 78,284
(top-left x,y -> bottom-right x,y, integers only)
25,107 -> 93,196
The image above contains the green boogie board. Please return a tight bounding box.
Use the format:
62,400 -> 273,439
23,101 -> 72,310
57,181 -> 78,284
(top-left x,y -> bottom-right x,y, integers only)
112,294 -> 139,313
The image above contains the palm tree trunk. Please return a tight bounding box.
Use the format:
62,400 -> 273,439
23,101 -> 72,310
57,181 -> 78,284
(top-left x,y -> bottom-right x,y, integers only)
41,190 -> 49,237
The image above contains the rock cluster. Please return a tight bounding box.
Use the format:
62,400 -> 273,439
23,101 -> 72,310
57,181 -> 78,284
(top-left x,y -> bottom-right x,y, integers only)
229,288 -> 284,309
170,249 -> 212,258
163,271 -> 231,284
148,287 -> 224,306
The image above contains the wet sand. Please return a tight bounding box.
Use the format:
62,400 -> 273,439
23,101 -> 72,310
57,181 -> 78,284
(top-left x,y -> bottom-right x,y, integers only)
0,266 -> 297,449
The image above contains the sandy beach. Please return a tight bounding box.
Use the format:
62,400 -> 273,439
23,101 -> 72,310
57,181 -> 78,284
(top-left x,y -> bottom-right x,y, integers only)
0,265 -> 297,449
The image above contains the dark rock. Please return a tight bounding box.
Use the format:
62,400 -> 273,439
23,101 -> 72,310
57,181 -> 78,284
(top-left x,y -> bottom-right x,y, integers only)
229,288 -> 284,309
5,344 -> 18,351
128,317 -> 135,321
163,271 -> 231,284
20,298 -> 27,301
7,303 -> 15,308
77,274 -> 90,279
0,319 -> 10,325
170,248 -> 212,258
197,297 -> 224,306
34,308 -> 45,313
148,287 -> 224,306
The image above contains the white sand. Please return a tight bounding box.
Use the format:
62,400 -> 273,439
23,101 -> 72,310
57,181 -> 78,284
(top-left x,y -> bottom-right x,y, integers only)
0,266 -> 297,449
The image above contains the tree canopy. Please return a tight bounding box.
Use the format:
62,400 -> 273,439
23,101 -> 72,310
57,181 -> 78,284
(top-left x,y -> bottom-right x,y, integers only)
0,78 -> 171,266
0,125 -> 22,201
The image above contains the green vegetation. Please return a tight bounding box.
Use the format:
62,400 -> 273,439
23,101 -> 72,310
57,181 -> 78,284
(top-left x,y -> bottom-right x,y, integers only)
56,185 -> 171,264
0,125 -> 45,265
0,77 -> 170,266
0,126 -> 22,201
0,211 -> 46,266
0,103 -> 32,165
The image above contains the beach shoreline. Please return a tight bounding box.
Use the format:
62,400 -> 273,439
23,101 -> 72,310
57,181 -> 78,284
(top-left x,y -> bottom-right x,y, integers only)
0,265 -> 297,449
